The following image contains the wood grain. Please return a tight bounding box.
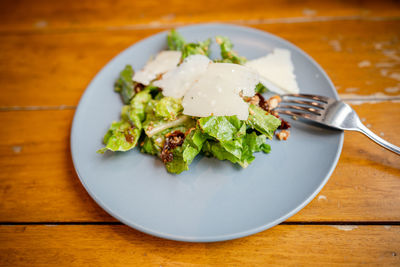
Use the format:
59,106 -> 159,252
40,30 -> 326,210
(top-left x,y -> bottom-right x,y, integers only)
0,225 -> 399,266
0,1 -> 399,265
0,0 -> 399,33
0,102 -> 398,222
292,102 -> 400,222
0,20 -> 399,108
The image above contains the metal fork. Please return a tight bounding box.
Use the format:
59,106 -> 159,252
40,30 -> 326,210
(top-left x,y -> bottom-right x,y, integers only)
276,94 -> 400,155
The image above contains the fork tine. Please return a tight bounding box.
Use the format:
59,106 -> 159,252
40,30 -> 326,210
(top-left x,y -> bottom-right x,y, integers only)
280,99 -> 326,109
277,105 -> 322,116
282,94 -> 330,103
276,110 -> 319,120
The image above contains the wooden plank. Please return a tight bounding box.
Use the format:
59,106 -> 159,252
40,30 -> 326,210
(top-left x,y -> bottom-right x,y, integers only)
292,101 -> 400,221
0,225 -> 399,266
0,30 -> 159,108
0,102 -> 399,222
0,109 -> 110,222
0,20 -> 399,107
0,0 -> 399,33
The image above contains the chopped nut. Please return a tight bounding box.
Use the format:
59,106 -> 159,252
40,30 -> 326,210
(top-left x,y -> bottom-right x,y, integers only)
256,93 -> 269,111
276,130 -> 290,141
279,119 -> 291,130
249,109 -> 255,115
160,131 -> 185,163
268,95 -> 282,110
268,98 -> 279,110
248,95 -> 260,105
272,95 -> 282,102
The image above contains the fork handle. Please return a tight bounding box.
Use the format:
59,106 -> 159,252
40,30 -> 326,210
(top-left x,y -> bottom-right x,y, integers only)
357,124 -> 400,155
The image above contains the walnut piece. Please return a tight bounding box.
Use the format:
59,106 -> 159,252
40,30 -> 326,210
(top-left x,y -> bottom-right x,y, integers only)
267,95 -> 282,110
248,94 -> 260,105
276,130 -> 290,141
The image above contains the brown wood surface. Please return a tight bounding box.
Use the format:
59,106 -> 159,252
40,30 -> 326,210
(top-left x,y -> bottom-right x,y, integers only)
0,0 -> 399,33
1,20 -> 400,107
0,225 -> 399,266
0,103 -> 398,222
1,0 -> 400,265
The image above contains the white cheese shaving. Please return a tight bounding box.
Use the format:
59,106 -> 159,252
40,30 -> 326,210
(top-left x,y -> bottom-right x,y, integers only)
132,51 -> 181,85
154,55 -> 211,98
145,48 -> 299,120
245,48 -> 299,94
182,63 -> 259,120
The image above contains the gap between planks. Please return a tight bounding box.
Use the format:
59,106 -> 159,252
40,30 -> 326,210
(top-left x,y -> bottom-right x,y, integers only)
1,221 -> 400,226
0,105 -> 77,111
0,15 -> 400,35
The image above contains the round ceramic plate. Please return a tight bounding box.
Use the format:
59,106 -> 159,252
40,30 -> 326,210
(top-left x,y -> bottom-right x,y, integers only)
71,23 -> 343,242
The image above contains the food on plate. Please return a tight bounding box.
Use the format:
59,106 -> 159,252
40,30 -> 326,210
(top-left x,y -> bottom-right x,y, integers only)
97,29 -> 298,174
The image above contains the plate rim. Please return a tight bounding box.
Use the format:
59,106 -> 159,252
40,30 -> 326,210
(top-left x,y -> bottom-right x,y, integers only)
70,23 -> 344,242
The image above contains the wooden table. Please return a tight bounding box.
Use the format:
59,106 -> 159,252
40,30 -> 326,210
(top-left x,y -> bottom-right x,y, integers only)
1,0 -> 399,265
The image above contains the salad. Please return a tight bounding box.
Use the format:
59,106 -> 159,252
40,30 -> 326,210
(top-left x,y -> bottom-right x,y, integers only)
97,29 -> 294,174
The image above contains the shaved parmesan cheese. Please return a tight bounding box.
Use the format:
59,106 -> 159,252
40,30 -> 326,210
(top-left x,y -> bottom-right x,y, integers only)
182,63 -> 259,120
154,55 -> 211,98
132,51 -> 181,85
245,48 -> 299,94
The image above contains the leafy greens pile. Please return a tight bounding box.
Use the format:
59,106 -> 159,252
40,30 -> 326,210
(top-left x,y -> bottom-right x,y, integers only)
98,30 -> 282,174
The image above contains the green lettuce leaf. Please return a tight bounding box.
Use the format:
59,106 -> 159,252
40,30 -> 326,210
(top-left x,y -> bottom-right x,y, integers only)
202,140 -> 240,164
168,129 -> 206,174
141,126 -> 202,174
215,36 -> 247,64
97,120 -> 140,154
167,29 -> 211,61
123,90 -> 152,129
143,97 -> 190,137
142,127 -> 207,174
155,96 -> 183,120
141,136 -> 159,155
247,104 -> 282,139
182,128 -> 207,165
255,83 -> 268,94
261,143 -> 271,153
198,116 -> 237,142
202,131 -> 271,168
198,116 -> 247,159
140,125 -> 186,157
182,39 -> 211,60
114,65 -> 136,104
165,146 -> 188,174
167,29 -> 186,51
98,89 -> 153,154
239,132 -> 269,167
